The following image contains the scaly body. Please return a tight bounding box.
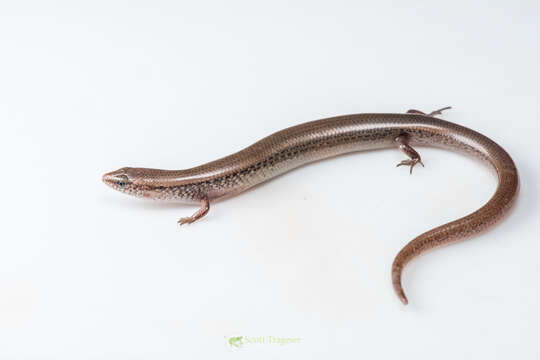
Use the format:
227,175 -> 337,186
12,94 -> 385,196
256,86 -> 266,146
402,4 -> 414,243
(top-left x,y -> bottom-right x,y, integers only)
103,107 -> 519,304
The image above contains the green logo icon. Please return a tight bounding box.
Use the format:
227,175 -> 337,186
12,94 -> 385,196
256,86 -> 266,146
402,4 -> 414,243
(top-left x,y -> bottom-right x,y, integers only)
227,335 -> 302,348
228,336 -> 243,349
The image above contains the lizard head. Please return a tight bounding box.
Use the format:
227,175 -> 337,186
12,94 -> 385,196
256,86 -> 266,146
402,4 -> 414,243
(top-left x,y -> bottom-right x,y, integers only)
102,167 -> 154,198
103,167 -> 206,203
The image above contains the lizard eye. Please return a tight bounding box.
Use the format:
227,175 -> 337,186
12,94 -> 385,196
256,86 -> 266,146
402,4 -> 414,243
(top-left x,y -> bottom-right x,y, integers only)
116,175 -> 130,187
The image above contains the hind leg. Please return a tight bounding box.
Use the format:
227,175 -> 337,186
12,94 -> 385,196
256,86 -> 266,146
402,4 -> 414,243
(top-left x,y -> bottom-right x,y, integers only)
395,134 -> 424,174
406,106 -> 452,116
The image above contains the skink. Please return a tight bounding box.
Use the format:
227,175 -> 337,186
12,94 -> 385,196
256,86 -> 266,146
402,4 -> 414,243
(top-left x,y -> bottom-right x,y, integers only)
103,107 -> 519,304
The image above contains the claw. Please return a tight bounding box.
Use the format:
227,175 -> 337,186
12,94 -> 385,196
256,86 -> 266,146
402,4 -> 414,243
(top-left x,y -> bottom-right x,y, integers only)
396,158 -> 423,174
178,217 -> 194,226
428,106 -> 452,116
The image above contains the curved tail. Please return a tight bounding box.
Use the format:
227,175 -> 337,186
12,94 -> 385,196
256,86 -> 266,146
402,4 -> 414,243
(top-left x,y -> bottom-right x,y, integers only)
391,117 -> 519,305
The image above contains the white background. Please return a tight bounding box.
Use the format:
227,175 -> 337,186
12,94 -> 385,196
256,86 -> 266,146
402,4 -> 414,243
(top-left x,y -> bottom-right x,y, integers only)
1,1 -> 539,359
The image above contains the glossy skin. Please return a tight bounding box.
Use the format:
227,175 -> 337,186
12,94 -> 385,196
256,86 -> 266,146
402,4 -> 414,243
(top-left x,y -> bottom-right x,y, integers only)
103,108 -> 519,304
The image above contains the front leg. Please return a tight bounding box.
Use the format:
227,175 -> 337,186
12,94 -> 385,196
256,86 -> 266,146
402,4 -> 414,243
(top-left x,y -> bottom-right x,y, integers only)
395,134 -> 424,174
178,197 -> 210,225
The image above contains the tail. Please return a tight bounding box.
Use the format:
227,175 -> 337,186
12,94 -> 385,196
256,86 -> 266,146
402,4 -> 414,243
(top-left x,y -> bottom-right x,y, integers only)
391,127 -> 519,305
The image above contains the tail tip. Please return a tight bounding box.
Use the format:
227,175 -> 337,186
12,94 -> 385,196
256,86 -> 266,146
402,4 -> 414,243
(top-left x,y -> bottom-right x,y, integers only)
392,266 -> 409,305
399,292 -> 409,305
393,282 -> 409,305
